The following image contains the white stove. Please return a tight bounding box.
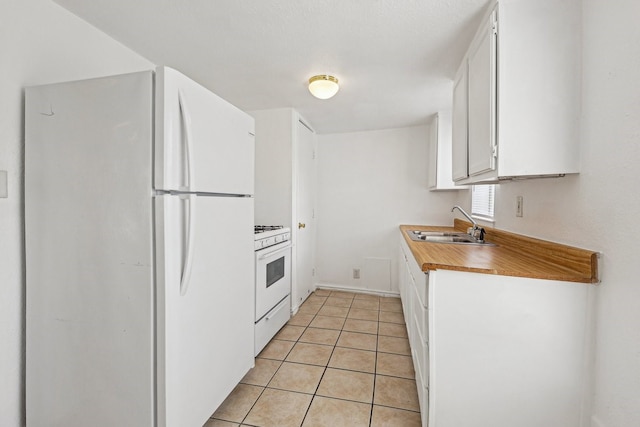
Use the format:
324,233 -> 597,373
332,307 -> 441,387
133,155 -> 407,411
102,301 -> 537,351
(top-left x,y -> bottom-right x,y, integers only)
253,225 -> 292,355
254,225 -> 291,250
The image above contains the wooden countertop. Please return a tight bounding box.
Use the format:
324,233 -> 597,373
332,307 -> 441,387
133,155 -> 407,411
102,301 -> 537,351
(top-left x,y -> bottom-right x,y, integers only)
400,220 -> 599,284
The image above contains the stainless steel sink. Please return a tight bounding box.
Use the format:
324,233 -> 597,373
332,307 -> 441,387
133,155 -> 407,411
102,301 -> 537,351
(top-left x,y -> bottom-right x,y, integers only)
409,230 -> 496,246
412,231 -> 464,237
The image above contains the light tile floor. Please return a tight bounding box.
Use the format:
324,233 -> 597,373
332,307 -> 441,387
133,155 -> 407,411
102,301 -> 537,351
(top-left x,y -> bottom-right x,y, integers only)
204,289 -> 421,427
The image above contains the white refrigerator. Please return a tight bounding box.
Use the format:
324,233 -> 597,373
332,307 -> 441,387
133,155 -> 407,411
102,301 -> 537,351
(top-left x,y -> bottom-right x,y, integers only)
25,67 -> 255,427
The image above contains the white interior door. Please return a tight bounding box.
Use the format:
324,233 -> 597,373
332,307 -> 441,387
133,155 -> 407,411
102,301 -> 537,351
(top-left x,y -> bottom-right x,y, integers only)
155,195 -> 254,427
294,119 -> 316,308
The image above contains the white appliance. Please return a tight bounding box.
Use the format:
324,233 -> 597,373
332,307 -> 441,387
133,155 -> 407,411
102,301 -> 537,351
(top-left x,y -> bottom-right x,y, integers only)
25,67 -> 255,427
254,226 -> 292,355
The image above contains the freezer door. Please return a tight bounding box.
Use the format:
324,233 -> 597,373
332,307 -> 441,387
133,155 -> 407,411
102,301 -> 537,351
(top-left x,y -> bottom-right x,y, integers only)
155,66 -> 255,195
155,194 -> 255,427
25,72 -> 155,426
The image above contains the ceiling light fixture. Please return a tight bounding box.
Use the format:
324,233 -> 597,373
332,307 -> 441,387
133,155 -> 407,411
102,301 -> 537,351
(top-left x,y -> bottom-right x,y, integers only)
308,75 -> 339,99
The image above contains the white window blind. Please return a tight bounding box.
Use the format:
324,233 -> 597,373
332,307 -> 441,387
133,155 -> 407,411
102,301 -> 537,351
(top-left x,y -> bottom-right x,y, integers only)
471,185 -> 495,219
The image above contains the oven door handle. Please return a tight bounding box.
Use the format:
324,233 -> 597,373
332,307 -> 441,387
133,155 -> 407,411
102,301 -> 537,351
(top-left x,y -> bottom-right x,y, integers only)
258,243 -> 292,260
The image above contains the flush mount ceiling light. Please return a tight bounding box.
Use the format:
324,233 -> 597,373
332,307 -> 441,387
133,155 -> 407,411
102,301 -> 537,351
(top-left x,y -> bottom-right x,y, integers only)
308,75 -> 339,99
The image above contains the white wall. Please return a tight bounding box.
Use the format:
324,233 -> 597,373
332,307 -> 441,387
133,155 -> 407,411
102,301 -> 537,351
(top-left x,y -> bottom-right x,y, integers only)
0,1 -> 153,425
455,1 -> 640,425
249,108 -> 295,227
316,126 -> 459,293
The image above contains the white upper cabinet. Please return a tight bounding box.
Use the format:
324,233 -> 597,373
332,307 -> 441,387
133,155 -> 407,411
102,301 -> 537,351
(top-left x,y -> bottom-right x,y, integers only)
452,0 -> 581,184
427,112 -> 460,191
451,64 -> 469,182
467,10 -> 497,177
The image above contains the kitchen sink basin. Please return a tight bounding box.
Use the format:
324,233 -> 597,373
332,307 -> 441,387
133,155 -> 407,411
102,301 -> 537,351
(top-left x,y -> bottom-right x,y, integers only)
409,230 -> 496,246
412,231 -> 464,237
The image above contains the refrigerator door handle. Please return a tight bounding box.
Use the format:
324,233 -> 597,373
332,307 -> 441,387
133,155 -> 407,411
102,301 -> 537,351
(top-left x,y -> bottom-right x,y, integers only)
178,90 -> 195,192
179,193 -> 197,296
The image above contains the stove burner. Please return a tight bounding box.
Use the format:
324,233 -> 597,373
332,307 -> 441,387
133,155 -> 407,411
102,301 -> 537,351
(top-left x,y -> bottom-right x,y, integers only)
254,225 -> 284,234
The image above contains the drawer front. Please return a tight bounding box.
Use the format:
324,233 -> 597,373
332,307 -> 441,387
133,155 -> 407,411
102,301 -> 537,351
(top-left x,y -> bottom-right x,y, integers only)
412,282 -> 428,344
413,313 -> 430,387
414,271 -> 428,309
404,262 -> 415,327
255,297 -> 291,356
415,355 -> 429,427
405,246 -> 428,308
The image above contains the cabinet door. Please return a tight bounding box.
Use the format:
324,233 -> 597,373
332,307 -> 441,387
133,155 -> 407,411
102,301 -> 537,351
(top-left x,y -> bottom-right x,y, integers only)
402,254 -> 412,327
406,263 -> 417,350
429,113 -> 458,190
451,64 -> 469,181
427,117 -> 438,189
399,239 -> 413,328
467,10 -> 497,177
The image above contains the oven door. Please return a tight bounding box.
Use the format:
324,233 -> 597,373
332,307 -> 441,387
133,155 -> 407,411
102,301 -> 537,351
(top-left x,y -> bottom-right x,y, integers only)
255,240 -> 292,321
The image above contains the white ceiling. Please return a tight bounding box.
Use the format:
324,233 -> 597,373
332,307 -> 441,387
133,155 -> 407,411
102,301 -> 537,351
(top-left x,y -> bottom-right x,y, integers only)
53,0 -> 489,134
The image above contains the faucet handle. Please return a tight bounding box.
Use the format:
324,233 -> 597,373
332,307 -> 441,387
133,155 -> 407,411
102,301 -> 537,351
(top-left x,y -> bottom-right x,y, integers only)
471,227 -> 486,242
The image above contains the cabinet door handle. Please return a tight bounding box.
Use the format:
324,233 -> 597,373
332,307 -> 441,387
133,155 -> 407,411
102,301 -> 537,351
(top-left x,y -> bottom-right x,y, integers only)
298,222 -> 306,229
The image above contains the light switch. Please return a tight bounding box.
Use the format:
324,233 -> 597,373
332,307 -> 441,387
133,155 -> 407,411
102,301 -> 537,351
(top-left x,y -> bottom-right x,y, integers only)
0,171 -> 7,198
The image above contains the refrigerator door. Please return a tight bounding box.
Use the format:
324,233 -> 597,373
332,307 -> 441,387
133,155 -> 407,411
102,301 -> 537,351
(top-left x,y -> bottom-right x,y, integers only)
155,194 -> 255,427
25,72 -> 155,426
155,67 -> 255,195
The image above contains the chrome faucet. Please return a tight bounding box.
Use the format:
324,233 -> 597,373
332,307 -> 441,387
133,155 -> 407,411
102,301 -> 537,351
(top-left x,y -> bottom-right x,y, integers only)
451,205 -> 485,241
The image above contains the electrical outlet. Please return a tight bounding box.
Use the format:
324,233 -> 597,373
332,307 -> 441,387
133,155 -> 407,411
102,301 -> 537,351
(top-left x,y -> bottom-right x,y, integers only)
516,196 -> 523,217
353,268 -> 360,279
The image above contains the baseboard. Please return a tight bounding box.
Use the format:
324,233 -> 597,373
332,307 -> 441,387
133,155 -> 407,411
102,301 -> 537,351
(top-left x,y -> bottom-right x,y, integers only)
291,289 -> 314,315
315,282 -> 400,298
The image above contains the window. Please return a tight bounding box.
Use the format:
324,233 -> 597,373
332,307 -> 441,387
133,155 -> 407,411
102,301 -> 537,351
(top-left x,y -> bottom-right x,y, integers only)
471,185 -> 495,220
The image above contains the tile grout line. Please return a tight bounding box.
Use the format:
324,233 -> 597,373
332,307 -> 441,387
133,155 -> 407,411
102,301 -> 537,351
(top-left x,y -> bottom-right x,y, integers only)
303,291 -> 377,426
217,290 -> 411,427
240,295 -> 323,426
335,291 -> 374,426
369,308 -> 381,427
237,352 -> 285,425
298,294 -> 337,427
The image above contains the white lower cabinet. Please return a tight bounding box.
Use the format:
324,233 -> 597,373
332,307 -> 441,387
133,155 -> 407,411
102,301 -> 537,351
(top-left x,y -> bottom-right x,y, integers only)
415,362 -> 429,427
398,244 -> 412,327
399,235 -> 592,427
400,237 -> 429,427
